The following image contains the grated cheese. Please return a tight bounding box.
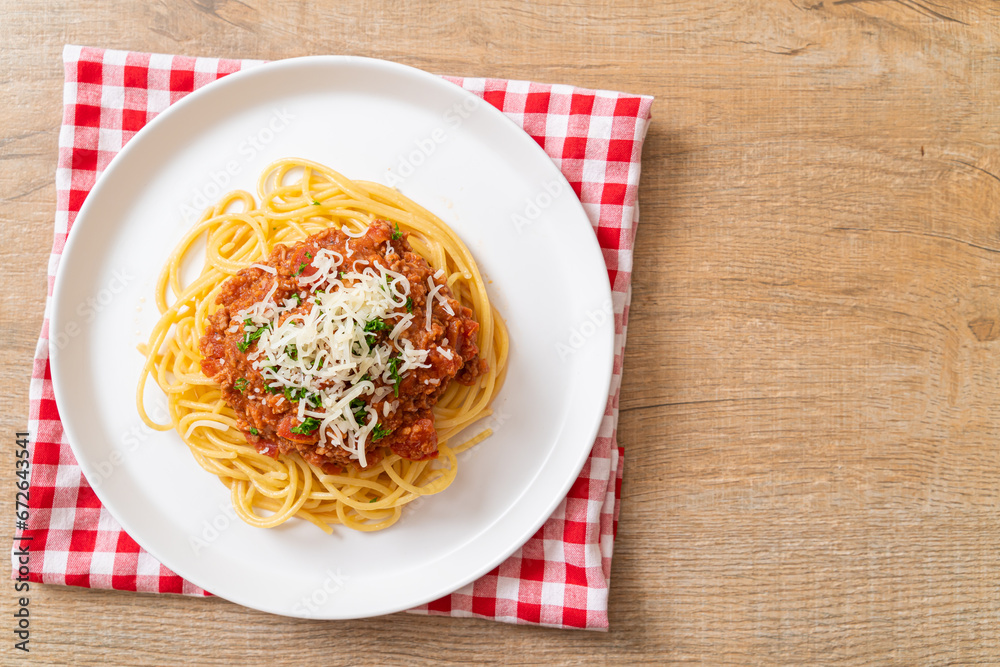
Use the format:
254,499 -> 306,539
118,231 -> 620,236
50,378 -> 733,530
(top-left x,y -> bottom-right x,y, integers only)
249,263 -> 277,275
244,252 -> 430,464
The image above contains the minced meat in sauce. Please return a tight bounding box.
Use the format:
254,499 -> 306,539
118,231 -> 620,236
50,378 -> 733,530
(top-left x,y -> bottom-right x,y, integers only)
199,219 -> 487,473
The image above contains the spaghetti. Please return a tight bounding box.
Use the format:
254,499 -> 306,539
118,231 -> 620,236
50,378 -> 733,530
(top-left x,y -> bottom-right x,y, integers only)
137,158 -> 508,533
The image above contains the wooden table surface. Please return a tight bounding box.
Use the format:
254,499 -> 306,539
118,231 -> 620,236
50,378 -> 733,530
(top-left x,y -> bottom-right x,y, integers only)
3,1 -> 999,664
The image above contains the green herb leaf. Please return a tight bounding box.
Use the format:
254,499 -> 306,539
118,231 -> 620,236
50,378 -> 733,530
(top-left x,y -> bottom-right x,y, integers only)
248,427 -> 259,436
391,222 -> 402,241
237,321 -> 270,352
405,296 -> 413,313
284,385 -> 308,402
311,200 -> 321,206
387,355 -> 402,397
369,497 -> 378,503
294,262 -> 307,276
364,318 -> 391,334
364,317 -> 392,344
290,417 -> 320,435
234,378 -> 249,393
350,397 -> 368,424
371,423 -> 392,442
285,344 -> 298,361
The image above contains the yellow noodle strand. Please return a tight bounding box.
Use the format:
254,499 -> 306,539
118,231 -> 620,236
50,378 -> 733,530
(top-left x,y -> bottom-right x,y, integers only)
136,158 -> 508,533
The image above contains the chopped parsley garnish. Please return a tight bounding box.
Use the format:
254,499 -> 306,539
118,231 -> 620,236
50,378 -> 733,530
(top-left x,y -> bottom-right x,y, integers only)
371,423 -> 392,442
234,378 -> 248,393
285,344 -> 298,361
261,371 -> 281,393
283,385 -> 309,402
406,296 -> 413,313
350,397 -> 368,424
248,427 -> 259,436
237,320 -> 271,352
311,200 -> 321,206
364,317 -> 391,344
369,497 -> 378,503
305,251 -> 312,259
289,293 -> 302,305
391,222 -> 403,240
387,355 -> 402,397
307,392 -> 323,408
364,318 -> 391,334
294,262 -> 307,276
290,417 -> 320,434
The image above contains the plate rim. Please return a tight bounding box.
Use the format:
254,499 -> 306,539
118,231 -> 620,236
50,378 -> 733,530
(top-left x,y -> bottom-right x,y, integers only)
50,54 -> 616,618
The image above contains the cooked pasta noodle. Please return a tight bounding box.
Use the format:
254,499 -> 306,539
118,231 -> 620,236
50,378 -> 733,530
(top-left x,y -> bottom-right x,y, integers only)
137,158 -> 508,533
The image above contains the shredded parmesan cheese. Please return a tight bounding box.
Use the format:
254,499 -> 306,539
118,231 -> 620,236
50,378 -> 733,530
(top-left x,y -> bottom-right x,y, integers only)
249,263 -> 277,275
244,254 -> 429,463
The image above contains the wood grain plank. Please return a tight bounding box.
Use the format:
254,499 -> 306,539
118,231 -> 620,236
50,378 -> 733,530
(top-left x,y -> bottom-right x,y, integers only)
3,0 -> 999,663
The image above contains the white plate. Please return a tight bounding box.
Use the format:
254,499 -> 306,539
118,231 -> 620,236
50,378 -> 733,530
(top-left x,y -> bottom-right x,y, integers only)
50,56 -> 614,619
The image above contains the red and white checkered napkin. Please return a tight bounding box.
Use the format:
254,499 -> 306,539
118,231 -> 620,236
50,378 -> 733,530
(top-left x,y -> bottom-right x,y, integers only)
15,45 -> 652,630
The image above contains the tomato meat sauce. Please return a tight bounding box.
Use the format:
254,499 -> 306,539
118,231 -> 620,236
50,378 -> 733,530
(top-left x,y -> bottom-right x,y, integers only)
199,220 -> 487,473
